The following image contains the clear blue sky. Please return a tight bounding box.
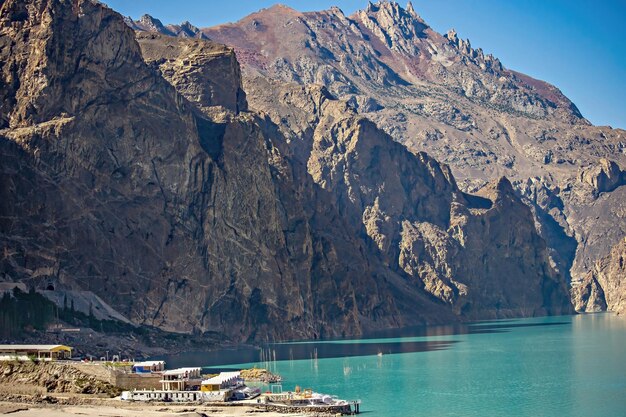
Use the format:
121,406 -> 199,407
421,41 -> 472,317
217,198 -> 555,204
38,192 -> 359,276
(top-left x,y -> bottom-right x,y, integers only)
102,0 -> 626,129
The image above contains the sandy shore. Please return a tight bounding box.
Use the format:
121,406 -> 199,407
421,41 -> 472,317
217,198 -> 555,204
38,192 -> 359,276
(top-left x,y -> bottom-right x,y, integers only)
0,401 -> 314,417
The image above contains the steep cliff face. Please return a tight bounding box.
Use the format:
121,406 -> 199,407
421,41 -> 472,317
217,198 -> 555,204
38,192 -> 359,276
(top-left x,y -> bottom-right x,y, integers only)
0,0 -> 300,340
0,0 -> 290,339
245,77 -> 572,318
572,238 -> 626,314
1,0 -> 574,344
136,32 -> 247,119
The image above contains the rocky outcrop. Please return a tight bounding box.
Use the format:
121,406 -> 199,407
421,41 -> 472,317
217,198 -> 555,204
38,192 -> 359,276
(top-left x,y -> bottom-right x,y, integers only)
573,238 -> 626,314
444,29 -> 503,74
578,159 -> 625,197
136,32 -> 247,119
0,362 -> 121,396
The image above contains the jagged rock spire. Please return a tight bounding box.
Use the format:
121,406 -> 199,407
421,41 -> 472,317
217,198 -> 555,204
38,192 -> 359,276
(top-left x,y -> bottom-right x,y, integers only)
406,1 -> 417,17
139,14 -> 166,32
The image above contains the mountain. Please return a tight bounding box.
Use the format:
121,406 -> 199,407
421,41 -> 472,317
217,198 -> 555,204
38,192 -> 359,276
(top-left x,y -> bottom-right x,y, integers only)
125,14 -> 209,40
182,1 -> 625,314
0,0 -> 580,344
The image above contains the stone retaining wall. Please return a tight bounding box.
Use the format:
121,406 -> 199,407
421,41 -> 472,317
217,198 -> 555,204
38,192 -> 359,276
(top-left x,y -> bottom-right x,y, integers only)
263,403 -> 353,415
113,373 -> 161,390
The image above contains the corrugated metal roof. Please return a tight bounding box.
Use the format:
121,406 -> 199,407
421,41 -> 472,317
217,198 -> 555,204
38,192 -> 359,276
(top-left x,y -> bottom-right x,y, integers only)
133,360 -> 165,367
162,367 -> 201,375
201,371 -> 240,385
0,345 -> 72,351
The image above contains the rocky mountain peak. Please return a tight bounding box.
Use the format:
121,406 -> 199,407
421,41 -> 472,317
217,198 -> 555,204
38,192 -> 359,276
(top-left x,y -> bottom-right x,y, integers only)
328,6 -> 347,19
446,28 -> 459,43
405,1 -> 418,17
138,14 -> 166,32
125,13 -> 208,39
264,4 -> 301,15
178,21 -> 202,36
356,1 -> 429,56
363,1 -> 428,26
445,28 -> 503,74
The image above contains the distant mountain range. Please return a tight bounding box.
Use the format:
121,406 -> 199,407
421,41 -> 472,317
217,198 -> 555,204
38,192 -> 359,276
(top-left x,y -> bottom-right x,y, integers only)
0,0 -> 623,344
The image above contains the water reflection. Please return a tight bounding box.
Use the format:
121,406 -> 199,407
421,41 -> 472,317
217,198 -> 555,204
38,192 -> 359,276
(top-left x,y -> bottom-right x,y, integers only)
371,319 -> 569,337
158,340 -> 457,368
276,319 -> 570,345
155,318 -> 570,369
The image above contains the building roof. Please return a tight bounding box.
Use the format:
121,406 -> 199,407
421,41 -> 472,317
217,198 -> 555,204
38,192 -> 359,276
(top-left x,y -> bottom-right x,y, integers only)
162,367 -> 201,376
132,360 -> 165,367
0,345 -> 72,352
202,371 -> 240,385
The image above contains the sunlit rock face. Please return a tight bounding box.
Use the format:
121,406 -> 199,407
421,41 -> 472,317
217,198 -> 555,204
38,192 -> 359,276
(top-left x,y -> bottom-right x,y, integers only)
194,1 -> 625,314
572,238 -> 626,315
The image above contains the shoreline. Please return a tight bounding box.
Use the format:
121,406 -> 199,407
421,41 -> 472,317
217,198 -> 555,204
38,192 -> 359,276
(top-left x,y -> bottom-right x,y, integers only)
0,395 -> 315,417
0,361 -> 333,416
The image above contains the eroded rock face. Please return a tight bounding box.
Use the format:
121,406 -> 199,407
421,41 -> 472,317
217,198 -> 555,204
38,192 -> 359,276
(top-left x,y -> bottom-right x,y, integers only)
0,0 -> 574,344
578,159 -> 625,197
573,238 -> 626,314
246,78 -> 573,319
193,0 -> 626,313
0,0 -> 456,341
136,32 -> 247,119
0,361 -> 120,395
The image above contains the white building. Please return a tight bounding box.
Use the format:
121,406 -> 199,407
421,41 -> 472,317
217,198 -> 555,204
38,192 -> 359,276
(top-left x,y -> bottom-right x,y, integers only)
201,371 -> 242,392
132,360 -> 165,373
160,367 -> 202,391
0,344 -> 72,361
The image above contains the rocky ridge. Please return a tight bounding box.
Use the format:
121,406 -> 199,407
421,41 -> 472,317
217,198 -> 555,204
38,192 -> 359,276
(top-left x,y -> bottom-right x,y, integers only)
125,14 -> 208,40
1,0 -> 573,343
178,1 -> 626,314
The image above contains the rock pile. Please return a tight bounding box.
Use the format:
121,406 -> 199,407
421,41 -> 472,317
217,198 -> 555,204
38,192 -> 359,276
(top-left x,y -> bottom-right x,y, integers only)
0,362 -> 121,396
240,368 -> 282,383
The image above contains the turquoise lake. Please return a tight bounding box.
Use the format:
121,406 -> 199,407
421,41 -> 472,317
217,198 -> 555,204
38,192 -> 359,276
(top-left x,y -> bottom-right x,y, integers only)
160,314 -> 626,416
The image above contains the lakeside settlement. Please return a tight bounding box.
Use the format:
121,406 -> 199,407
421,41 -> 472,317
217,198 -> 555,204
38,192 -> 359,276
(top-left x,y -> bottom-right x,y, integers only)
0,344 -> 361,415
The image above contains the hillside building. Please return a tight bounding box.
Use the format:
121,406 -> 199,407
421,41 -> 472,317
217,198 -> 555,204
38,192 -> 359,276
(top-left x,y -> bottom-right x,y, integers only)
0,344 -> 72,361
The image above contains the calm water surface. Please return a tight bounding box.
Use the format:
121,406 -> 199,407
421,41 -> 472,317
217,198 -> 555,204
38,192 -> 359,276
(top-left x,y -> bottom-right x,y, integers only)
159,314 -> 626,417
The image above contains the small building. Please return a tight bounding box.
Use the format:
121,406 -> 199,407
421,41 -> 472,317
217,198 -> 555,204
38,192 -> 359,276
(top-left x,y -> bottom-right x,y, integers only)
160,367 -> 202,391
121,389 -> 202,402
132,360 -> 165,373
201,371 -> 242,392
0,344 -> 72,361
